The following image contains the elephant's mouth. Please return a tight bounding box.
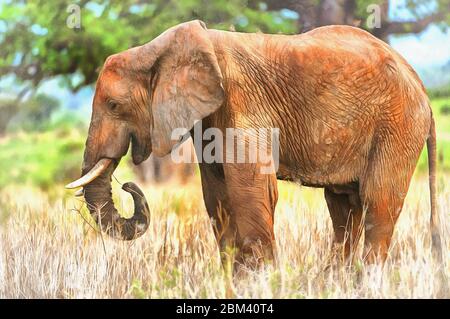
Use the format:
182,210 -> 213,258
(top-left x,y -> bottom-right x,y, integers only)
66,157 -> 151,240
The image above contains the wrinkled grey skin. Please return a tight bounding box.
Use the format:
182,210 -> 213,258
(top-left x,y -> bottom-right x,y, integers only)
76,20 -> 440,268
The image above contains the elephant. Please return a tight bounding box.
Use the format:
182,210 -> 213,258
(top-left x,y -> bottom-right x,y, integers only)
66,20 -> 441,267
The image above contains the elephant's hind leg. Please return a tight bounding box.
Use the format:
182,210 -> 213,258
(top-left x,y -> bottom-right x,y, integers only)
359,141 -> 419,263
324,187 -> 363,260
359,181 -> 407,263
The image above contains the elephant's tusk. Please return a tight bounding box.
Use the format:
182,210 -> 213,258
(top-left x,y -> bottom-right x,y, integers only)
65,158 -> 112,189
74,189 -> 84,197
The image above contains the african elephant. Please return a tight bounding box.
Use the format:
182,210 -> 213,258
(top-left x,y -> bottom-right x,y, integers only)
66,20 -> 441,267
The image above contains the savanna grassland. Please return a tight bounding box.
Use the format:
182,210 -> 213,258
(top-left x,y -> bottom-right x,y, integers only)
0,98 -> 449,298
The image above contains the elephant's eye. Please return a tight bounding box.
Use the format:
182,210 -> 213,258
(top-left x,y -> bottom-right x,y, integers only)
108,100 -> 118,111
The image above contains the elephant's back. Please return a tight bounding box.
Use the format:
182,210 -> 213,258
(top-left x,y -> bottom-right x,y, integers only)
302,25 -> 391,52
299,25 -> 426,94
292,25 -> 429,117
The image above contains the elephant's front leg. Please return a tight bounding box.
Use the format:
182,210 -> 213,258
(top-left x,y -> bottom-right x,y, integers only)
198,162 -> 237,255
223,163 -> 278,269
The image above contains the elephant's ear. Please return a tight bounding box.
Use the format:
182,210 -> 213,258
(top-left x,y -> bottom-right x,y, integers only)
149,20 -> 224,156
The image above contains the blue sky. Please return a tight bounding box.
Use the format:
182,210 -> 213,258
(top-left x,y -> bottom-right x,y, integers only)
389,0 -> 450,68
390,25 -> 450,68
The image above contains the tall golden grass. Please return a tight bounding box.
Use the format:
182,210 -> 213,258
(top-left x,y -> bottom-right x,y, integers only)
0,174 -> 448,298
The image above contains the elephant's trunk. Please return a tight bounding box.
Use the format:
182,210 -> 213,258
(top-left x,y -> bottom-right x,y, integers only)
67,159 -> 150,240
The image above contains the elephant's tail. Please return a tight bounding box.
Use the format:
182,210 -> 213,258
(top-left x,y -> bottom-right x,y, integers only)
427,116 -> 442,262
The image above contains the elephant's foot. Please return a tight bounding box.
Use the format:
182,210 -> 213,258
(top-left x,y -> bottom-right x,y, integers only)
362,225 -> 394,264
231,238 -> 275,275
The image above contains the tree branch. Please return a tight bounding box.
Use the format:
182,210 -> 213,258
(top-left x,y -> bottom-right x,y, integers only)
379,12 -> 444,37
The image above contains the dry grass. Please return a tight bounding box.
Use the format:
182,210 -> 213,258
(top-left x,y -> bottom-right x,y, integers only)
0,174 -> 448,298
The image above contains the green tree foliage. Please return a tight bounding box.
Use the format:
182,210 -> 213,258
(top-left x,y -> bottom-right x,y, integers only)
262,0 -> 449,37
0,97 -> 18,134
0,0 -> 448,91
0,0 -> 297,90
11,94 -> 60,131
2,93 -> 60,132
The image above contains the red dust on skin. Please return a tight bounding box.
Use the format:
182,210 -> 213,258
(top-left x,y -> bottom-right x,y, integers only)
70,20 -> 441,269
95,55 -> 131,105
87,53 -> 152,167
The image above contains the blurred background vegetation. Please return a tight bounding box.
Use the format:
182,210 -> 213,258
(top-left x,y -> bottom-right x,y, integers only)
0,0 -> 449,190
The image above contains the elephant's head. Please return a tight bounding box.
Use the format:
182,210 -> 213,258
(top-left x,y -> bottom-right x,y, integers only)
66,20 -> 224,240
